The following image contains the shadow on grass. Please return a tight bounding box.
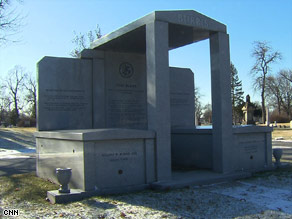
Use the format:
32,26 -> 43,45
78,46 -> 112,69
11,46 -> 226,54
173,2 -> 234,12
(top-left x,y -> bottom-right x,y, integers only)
252,165 -> 292,178
82,199 -> 116,209
0,158 -> 36,176
83,188 -> 265,218
0,173 -> 58,204
83,167 -> 292,218
0,129 -> 35,152
1,170 -> 290,218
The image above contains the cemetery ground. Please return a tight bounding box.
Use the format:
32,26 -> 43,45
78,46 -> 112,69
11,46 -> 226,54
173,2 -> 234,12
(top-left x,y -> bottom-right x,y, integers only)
0,127 -> 292,218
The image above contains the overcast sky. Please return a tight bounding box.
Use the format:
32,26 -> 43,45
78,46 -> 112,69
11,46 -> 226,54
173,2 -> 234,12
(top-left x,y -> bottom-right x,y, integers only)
0,0 -> 291,105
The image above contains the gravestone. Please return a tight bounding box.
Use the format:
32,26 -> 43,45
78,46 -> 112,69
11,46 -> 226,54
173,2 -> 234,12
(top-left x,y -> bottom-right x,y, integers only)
104,51 -> 147,129
242,95 -> 255,125
38,54 -> 194,131
35,10 -> 272,204
170,67 -> 194,127
37,57 -> 92,131
37,51 -> 195,194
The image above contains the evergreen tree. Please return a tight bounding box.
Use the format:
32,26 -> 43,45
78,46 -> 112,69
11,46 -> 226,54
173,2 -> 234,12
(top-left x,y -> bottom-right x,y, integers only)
231,62 -> 244,124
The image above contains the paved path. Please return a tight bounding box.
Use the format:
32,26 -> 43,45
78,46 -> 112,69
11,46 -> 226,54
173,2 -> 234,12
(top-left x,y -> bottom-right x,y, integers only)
0,128 -> 36,176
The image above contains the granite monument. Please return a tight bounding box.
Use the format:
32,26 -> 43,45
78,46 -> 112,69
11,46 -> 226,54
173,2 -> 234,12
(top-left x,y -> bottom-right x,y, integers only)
35,10 -> 273,203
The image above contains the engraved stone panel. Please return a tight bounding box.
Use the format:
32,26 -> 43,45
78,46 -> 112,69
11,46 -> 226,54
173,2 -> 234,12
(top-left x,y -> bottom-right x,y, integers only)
170,67 -> 194,127
37,57 -> 92,131
237,133 -> 266,171
94,139 -> 145,189
105,52 -> 147,129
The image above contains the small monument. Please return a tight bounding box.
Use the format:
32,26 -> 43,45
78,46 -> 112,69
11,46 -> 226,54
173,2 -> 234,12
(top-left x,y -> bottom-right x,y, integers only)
242,95 -> 255,125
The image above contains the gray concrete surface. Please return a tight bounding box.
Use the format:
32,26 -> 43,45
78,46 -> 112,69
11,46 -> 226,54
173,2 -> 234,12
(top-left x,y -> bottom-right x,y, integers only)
1,129 -> 292,177
0,129 -> 36,176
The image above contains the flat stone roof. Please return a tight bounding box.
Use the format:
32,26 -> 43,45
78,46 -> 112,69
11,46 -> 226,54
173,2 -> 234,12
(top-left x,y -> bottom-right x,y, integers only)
90,10 -> 227,53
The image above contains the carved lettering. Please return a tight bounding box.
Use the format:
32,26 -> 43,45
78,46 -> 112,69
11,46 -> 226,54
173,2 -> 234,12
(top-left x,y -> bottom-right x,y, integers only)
107,85 -> 147,129
43,89 -> 88,112
170,92 -> 191,106
101,151 -> 138,162
244,145 -> 258,153
177,14 -> 209,28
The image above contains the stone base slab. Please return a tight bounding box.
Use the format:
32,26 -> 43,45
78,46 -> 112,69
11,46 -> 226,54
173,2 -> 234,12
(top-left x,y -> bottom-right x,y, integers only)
150,170 -> 252,190
47,184 -> 149,204
48,170 -> 257,204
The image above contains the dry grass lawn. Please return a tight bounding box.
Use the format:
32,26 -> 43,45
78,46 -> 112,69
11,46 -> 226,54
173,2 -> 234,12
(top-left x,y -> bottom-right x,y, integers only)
272,129 -> 292,140
0,173 -> 58,204
0,127 -> 36,133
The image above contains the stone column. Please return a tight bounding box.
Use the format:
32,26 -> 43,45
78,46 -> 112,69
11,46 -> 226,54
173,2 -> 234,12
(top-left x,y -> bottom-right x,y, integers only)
146,21 -> 171,181
80,49 -> 106,128
209,32 -> 233,173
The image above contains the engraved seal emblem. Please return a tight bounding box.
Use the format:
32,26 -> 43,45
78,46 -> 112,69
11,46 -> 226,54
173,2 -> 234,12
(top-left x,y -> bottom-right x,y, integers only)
119,62 -> 134,78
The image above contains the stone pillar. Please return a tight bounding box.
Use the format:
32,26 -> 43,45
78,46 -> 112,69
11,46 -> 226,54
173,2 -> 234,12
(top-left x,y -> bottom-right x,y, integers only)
146,21 -> 171,181
80,49 -> 106,128
209,32 -> 233,173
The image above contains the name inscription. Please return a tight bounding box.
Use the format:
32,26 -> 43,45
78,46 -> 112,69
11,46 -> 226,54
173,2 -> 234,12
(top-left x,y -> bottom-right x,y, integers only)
243,145 -> 258,154
170,92 -> 191,106
43,89 -> 89,112
177,14 -> 209,29
101,151 -> 138,162
107,82 -> 147,129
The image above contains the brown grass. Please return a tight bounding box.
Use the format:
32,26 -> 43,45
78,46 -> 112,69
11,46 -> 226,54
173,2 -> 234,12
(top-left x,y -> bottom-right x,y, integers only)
272,129 -> 292,140
0,173 -> 58,204
0,127 -> 36,133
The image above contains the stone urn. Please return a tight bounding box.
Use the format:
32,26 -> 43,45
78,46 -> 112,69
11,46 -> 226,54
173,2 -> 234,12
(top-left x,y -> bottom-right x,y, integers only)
56,168 -> 72,193
273,148 -> 283,167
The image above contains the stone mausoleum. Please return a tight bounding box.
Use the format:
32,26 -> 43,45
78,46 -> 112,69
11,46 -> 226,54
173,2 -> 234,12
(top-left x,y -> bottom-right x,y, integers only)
35,10 -> 273,201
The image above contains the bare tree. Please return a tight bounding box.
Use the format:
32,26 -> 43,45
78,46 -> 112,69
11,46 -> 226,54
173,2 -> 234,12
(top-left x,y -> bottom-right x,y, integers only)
203,103 -> 212,124
4,65 -> 27,125
24,73 -> 36,119
0,85 -> 12,125
70,25 -> 102,58
266,70 -> 292,120
194,87 -> 203,125
280,69 -> 292,83
266,75 -> 282,114
251,41 -> 282,123
0,0 -> 24,46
